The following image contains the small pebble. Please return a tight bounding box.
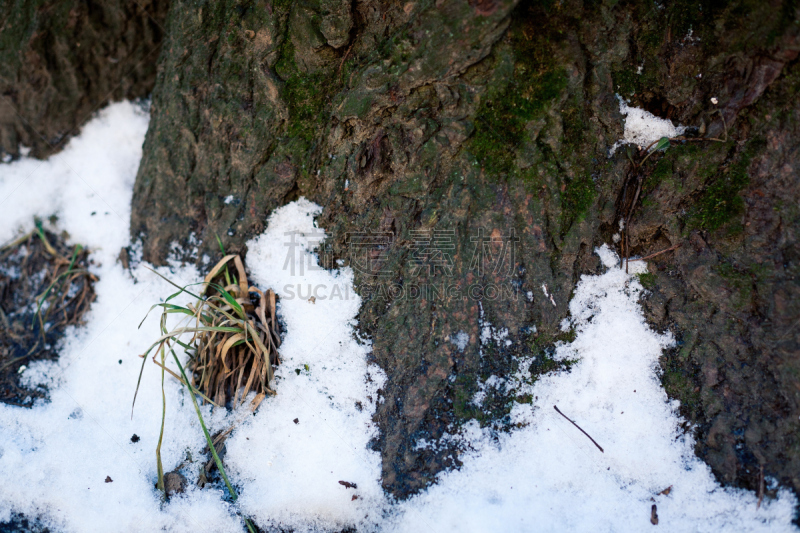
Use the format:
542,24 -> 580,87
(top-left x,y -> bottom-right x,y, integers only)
164,472 -> 186,496
164,471 -> 187,497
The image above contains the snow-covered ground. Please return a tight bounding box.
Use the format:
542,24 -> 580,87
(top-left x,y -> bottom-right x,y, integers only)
0,102 -> 796,532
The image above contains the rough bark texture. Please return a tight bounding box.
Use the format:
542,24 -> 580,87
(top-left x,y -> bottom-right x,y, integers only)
6,0 -> 800,504
0,0 -> 167,159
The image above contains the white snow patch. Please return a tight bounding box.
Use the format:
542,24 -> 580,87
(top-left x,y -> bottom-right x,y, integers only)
387,246 -> 797,532
0,102 -> 244,532
225,199 -> 387,531
470,375 -> 506,407
449,331 -> 470,352
541,283 -> 557,307
596,243 -> 620,268
610,97 -> 686,156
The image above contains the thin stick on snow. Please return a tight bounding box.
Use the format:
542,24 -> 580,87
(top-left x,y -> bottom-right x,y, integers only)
554,405 -> 604,453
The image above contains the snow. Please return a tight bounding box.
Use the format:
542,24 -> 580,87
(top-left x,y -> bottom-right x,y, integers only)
449,331 -> 470,352
542,283 -> 557,307
389,246 -> 797,533
0,103 -> 386,532
0,102 -> 796,532
224,199 -> 387,530
0,102 -> 244,532
610,97 -> 686,156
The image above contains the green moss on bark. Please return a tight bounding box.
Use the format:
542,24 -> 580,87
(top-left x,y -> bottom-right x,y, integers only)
690,138 -> 765,231
273,29 -> 335,142
469,13 -> 568,176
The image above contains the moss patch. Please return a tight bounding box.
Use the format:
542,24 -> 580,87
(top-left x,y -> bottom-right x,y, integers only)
469,8 -> 568,176
561,173 -> 596,227
660,353 -> 702,420
636,272 -> 657,289
526,327 -> 577,375
715,262 -> 755,309
690,138 -> 764,231
275,40 -> 330,142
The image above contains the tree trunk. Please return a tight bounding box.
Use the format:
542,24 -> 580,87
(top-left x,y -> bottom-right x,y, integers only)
7,0 -> 800,500
0,0 -> 167,159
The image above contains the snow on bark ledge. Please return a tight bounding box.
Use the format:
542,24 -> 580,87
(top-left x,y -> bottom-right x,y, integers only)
610,97 -> 686,156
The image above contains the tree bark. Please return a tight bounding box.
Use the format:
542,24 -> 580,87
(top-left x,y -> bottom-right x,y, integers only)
133,0 -> 800,499
0,0 -> 167,159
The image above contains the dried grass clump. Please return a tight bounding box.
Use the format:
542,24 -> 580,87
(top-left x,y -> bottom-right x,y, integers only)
0,221 -> 96,406
132,253 -> 279,518
134,254 -> 281,411
189,254 -> 281,407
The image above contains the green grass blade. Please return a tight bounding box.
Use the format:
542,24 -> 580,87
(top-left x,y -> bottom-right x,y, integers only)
32,252 -> 87,329
215,235 -> 235,287
34,219 -> 58,256
132,341 -> 162,418
207,282 -> 245,318
156,341 -> 166,493
170,349 -> 238,501
143,266 -> 204,300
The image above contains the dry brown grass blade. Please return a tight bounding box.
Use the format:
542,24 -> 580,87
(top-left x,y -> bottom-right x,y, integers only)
234,365 -> 246,408
250,392 -> 266,411
140,254 -> 282,410
253,287 -> 269,331
233,255 -> 249,295
200,255 -> 238,295
241,359 -> 259,407
0,231 -> 33,251
268,291 -> 278,344
219,332 -> 246,374
149,353 -> 221,407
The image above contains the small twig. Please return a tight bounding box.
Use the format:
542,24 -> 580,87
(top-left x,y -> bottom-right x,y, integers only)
0,340 -> 40,372
628,243 -> 681,263
625,229 -> 630,274
554,405 -> 604,453
337,42 -> 354,75
757,465 -> 764,509
636,112 -> 729,168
